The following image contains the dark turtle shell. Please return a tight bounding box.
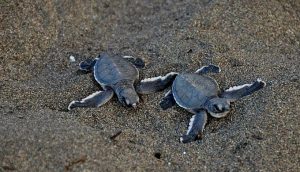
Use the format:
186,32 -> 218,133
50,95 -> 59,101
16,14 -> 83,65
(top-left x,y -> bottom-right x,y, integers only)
172,73 -> 219,109
94,53 -> 139,86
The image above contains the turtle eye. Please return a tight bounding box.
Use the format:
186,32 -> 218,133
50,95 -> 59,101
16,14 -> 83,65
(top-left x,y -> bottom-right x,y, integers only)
214,104 -> 224,112
213,104 -> 220,111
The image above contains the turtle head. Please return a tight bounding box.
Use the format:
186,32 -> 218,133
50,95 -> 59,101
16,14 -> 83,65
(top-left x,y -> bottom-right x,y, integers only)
118,88 -> 139,108
206,97 -> 230,118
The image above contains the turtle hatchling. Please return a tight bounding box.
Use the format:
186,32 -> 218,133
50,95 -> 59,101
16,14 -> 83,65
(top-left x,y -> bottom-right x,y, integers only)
68,52 -> 169,110
138,64 -> 266,143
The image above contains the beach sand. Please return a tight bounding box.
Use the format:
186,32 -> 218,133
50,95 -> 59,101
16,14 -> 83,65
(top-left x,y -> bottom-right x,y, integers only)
1,0 -> 299,171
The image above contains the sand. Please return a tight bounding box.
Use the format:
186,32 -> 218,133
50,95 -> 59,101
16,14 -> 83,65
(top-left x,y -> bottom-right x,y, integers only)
0,0 -> 299,171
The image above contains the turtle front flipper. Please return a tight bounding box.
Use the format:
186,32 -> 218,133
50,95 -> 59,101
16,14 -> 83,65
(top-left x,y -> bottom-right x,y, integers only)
159,90 -> 176,110
195,64 -> 220,75
123,56 -> 145,69
79,59 -> 97,72
221,78 -> 266,102
136,72 -> 178,94
180,110 -> 207,143
68,89 -> 114,110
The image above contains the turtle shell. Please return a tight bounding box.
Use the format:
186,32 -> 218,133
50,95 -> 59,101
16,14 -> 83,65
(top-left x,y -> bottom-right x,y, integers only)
94,53 -> 139,86
172,73 -> 219,109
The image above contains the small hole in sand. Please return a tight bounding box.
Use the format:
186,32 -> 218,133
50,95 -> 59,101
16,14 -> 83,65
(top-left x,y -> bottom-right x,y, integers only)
154,152 -> 161,159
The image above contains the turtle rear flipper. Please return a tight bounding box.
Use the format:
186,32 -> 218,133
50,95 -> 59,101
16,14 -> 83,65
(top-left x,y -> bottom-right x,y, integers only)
68,89 -> 113,110
123,56 -> 145,69
159,90 -> 176,110
79,59 -> 97,72
136,72 -> 178,94
221,79 -> 266,102
195,64 -> 220,75
180,111 -> 207,143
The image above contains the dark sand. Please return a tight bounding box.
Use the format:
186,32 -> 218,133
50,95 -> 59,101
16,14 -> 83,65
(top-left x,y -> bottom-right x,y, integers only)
1,0 -> 299,171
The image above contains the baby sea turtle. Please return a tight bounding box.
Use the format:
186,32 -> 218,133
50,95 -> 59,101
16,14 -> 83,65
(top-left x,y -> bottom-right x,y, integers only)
68,52 -> 171,110
138,64 -> 266,143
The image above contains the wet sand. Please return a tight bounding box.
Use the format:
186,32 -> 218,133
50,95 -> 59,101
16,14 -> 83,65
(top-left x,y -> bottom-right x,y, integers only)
0,0 -> 299,171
